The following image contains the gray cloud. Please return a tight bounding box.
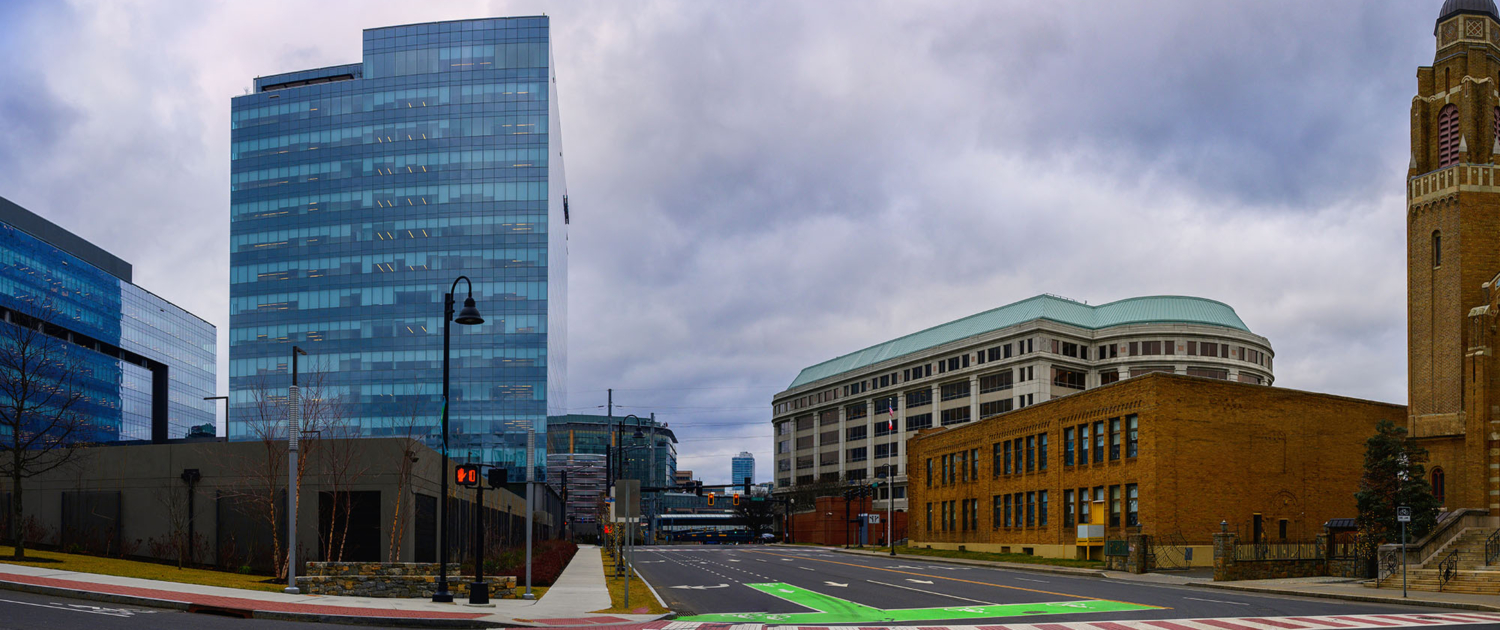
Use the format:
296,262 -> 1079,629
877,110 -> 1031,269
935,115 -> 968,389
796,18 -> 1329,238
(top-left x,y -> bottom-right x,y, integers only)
0,0 -> 1436,484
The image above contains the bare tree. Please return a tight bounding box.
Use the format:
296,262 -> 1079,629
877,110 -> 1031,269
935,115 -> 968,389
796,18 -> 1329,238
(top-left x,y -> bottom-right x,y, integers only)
222,374 -> 290,577
153,480 -> 193,568
0,306 -> 93,559
388,388 -> 432,562
303,371 -> 366,563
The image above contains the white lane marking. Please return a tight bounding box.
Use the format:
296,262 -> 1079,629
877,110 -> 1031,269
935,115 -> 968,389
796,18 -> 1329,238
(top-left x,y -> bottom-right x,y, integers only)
824,581 -> 847,587
866,579 -> 993,604
905,578 -> 934,584
1183,596 -> 1249,605
1014,577 -> 1049,583
0,599 -> 143,618
799,567 -> 814,571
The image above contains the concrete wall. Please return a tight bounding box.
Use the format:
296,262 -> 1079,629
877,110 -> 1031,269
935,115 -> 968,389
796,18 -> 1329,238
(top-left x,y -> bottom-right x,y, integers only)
1,437 -> 558,571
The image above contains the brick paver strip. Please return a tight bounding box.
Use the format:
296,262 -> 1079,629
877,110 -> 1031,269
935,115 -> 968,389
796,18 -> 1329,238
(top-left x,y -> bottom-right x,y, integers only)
0,572 -> 488,620
1242,618 -> 1311,629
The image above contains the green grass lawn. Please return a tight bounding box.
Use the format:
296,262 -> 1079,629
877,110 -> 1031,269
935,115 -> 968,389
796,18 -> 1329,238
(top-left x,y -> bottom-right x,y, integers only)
0,546 -> 285,592
595,549 -> 668,614
890,545 -> 1104,569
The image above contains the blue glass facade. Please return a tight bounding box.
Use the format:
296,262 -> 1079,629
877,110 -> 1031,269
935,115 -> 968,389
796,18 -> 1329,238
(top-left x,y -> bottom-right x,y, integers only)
229,17 -> 567,475
0,198 -> 216,442
731,453 -> 755,487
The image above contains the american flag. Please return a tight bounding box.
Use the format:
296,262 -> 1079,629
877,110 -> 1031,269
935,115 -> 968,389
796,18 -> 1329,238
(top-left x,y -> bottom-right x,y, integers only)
887,396 -> 897,431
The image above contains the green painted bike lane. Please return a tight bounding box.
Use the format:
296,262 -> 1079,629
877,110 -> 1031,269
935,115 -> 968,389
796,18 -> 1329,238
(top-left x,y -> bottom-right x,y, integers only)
677,582 -> 1158,624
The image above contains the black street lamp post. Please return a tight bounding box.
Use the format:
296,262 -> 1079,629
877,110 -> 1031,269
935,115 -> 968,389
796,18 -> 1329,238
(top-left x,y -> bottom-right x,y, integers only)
434,277 -> 484,604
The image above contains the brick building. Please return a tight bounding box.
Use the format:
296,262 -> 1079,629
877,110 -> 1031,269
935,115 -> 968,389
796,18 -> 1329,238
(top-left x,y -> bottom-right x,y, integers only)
1407,0 -> 1500,515
906,374 -> 1405,563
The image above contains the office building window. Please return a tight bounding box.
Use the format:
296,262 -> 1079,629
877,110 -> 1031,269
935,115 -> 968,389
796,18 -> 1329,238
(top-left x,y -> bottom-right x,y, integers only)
906,389 -> 932,408
940,381 -> 970,401
1100,370 -> 1119,385
1052,366 -> 1086,390
1126,484 -> 1139,527
874,397 -> 895,415
993,443 -> 1003,476
1078,424 -> 1090,463
970,447 -> 980,480
1038,433 -> 1048,470
796,455 -> 814,469
1093,421 -> 1105,463
875,417 -> 896,437
820,451 -> 838,466
926,503 -> 933,533
1126,414 -> 1139,457
1079,488 -> 1091,524
1063,489 -> 1075,527
906,413 -> 933,431
1109,418 -> 1122,460
1003,495 -> 1012,527
796,435 -> 814,449
821,430 -> 840,445
979,371 -> 1014,393
847,468 -> 867,481
1433,230 -> 1443,267
846,404 -> 868,421
1025,435 -> 1036,472
1110,485 -> 1122,527
796,416 -> 814,431
846,425 -> 867,441
992,496 -> 1002,528
1026,492 -> 1036,527
1003,343 -> 1013,359
940,406 -> 971,426
1186,367 -> 1228,380
1039,490 -> 1049,527
1003,441 -> 1012,474
926,458 -> 933,487
1064,427 -> 1075,466
1130,366 -> 1174,378
958,451 -> 967,482
980,399 -> 1013,418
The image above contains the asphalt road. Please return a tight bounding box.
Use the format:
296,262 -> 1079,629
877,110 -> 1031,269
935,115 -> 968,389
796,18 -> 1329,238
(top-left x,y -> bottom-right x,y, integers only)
0,589 -> 344,630
630,545 -> 1482,627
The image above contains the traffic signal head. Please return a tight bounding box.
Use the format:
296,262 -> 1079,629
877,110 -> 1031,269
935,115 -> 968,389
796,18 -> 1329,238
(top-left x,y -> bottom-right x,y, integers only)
733,494 -> 741,506
455,464 -> 480,487
742,476 -> 752,495
487,467 -> 509,487
694,481 -> 704,496
707,491 -> 716,506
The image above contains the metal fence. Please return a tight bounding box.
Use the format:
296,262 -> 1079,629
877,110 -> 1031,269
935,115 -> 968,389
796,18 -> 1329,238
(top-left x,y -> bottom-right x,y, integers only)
1233,540 -> 1322,561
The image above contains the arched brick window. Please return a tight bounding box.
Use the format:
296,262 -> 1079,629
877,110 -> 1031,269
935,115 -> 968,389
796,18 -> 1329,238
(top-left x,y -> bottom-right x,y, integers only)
1433,230 -> 1442,268
1439,104 -> 1460,168
1431,467 -> 1445,504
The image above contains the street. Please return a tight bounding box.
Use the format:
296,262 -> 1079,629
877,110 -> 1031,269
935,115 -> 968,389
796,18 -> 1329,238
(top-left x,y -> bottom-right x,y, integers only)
630,545 -> 1498,628
0,589 -> 338,630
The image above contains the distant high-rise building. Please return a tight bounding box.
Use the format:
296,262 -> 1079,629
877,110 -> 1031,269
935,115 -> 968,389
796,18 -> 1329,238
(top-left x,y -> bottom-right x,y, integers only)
228,17 -> 568,477
0,196 -> 216,443
731,451 -> 755,487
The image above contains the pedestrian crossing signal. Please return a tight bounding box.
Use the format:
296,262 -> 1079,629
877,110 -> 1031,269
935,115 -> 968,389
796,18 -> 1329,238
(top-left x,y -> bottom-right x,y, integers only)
455,464 -> 480,487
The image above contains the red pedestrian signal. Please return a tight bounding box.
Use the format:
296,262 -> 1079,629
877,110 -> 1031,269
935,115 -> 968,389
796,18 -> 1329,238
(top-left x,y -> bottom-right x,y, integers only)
455,464 -> 480,487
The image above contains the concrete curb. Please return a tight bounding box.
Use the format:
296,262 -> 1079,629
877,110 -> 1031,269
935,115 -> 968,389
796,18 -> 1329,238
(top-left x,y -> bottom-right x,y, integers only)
813,546 -> 1109,578
0,578 -> 512,628
633,566 -> 674,618
1187,581 -> 1500,613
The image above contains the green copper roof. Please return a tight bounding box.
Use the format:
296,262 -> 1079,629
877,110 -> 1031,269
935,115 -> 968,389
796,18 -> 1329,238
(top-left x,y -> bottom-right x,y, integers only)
787,295 -> 1252,389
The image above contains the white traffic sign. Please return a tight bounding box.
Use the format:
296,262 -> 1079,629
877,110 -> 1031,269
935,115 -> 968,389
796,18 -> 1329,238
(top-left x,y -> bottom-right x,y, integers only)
1397,506 -> 1412,523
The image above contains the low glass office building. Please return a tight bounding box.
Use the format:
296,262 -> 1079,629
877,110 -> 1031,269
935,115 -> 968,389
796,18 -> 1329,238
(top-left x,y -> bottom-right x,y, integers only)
0,196 -> 216,442
229,17 -> 568,476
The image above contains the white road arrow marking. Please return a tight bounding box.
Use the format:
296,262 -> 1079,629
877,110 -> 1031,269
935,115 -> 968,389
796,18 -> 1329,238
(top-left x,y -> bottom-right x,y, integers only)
906,578 -> 934,584
669,584 -> 731,590
824,581 -> 847,587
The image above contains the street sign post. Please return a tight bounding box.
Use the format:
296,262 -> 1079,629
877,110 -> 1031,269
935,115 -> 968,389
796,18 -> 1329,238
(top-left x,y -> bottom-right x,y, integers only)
1397,505 -> 1410,597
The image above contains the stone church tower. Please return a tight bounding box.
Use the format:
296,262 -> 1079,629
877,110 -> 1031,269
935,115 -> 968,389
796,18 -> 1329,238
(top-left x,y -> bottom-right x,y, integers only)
1409,0 -> 1500,514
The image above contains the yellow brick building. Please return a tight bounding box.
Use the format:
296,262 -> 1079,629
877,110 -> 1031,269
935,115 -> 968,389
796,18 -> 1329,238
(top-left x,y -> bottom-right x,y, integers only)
906,374 -> 1405,563
1408,0 -> 1500,516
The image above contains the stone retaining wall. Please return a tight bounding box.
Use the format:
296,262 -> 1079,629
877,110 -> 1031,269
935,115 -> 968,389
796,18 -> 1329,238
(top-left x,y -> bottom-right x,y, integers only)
297,562 -> 519,598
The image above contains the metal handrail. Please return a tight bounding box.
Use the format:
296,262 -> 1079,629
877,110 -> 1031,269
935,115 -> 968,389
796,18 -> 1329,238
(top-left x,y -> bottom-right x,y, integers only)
1438,548 -> 1460,592
1486,529 -> 1500,566
1377,547 -> 1401,585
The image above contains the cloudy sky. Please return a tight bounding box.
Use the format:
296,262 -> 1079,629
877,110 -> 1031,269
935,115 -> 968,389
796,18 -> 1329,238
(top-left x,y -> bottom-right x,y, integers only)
0,1 -> 1440,484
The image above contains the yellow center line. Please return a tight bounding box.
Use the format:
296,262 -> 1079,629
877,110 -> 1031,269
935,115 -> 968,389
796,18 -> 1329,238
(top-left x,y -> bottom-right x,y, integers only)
743,550 -> 1168,610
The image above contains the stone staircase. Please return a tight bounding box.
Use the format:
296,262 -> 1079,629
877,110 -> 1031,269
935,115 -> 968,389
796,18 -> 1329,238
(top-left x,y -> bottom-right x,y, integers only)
1375,528 -> 1500,594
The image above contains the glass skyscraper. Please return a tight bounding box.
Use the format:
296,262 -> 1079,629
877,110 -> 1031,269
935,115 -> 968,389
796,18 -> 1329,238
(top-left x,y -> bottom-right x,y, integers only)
0,196 -> 216,443
229,17 -> 567,475
731,451 -> 755,487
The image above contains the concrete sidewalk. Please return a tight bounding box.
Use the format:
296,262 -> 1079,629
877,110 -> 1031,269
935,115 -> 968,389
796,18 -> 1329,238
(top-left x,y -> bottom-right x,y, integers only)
812,544 -> 1498,612
0,545 -> 670,628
